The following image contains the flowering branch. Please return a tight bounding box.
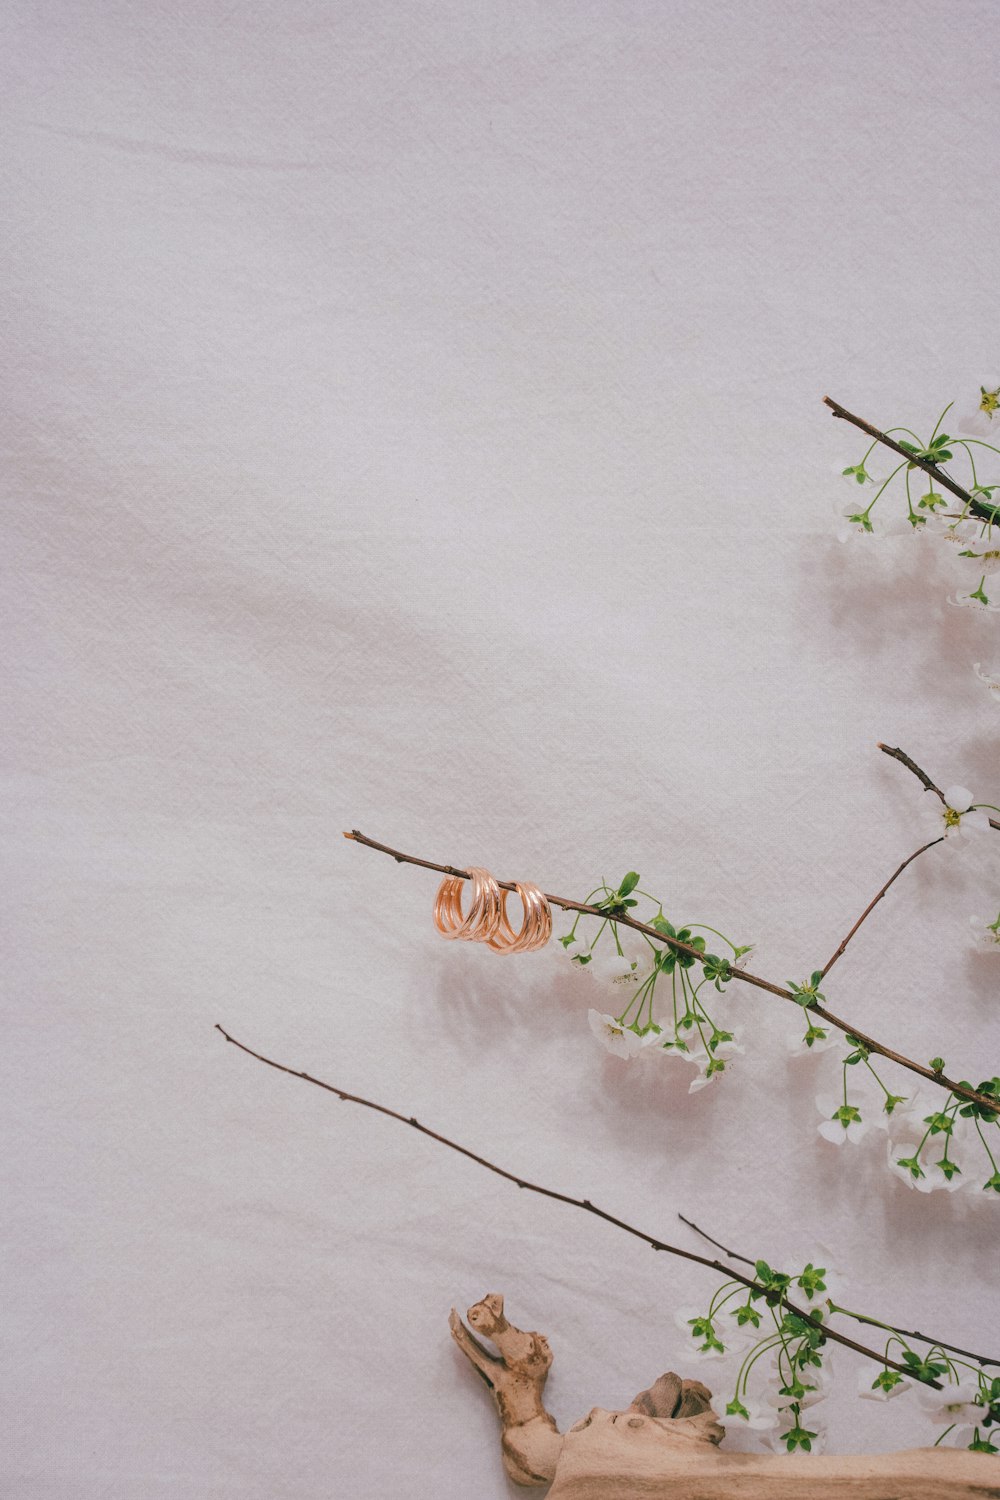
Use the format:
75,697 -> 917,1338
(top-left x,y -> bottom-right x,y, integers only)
824,397 -> 997,523
214,1022 -> 945,1385
677,1216 -> 999,1371
879,744 -> 1000,834
343,830 -> 1000,1116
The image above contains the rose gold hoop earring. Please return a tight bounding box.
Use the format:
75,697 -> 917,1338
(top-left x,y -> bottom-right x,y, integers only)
488,880 -> 552,954
433,866 -> 503,943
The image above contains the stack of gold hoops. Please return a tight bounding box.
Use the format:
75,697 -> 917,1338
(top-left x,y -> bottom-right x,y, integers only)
433,867 -> 552,953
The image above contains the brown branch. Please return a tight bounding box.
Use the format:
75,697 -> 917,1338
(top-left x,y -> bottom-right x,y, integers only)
820,839 -> 944,978
879,743 -> 1000,833
343,830 -> 1000,1115
824,397 -> 998,523
677,1214 -> 754,1267
214,1023 -> 941,1386
678,1216 -> 1000,1370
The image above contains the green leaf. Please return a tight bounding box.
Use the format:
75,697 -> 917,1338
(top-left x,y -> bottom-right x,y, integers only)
618,871 -> 640,897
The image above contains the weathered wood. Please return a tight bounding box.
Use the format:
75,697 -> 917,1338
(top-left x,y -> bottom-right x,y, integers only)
451,1296 -> 998,1498
547,1411 -> 996,1498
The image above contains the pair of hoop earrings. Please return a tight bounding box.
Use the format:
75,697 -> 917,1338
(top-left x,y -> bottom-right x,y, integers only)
433,867 -> 552,953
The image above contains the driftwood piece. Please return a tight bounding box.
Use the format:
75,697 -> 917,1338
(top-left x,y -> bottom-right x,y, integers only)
450,1295 -> 997,1499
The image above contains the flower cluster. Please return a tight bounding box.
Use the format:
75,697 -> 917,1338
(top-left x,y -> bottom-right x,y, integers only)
809,1051 -> 1000,1194
835,389 -> 1000,633
561,840 -> 1000,1191
682,1259 -> 1000,1454
560,873 -> 753,1093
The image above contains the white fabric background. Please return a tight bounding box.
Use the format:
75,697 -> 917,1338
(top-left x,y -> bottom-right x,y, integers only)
4,3 -> 999,1495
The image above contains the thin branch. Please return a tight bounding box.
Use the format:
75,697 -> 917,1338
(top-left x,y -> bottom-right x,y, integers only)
824,397 -> 997,523
215,1023 -> 941,1385
677,1214 -> 754,1267
344,830 -> 1000,1115
880,743 -> 1000,833
678,1215 -> 999,1371
820,838 -> 943,978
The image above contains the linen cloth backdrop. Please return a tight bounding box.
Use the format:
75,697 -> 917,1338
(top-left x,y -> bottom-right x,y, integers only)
4,3 -> 999,1496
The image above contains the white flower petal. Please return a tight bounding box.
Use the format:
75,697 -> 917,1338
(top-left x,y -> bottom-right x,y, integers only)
588,1009 -> 639,1058
963,809 -> 991,834
973,662 -> 1000,702
948,589 -> 1000,612
944,785 -> 974,813
969,915 -> 1000,952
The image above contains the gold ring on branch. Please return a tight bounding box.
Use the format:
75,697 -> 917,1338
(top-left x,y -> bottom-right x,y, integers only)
487,880 -> 552,953
433,867 -> 503,943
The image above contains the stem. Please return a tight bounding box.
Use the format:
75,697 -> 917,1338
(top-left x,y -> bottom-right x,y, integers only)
824,397 -> 998,523
820,839 -> 943,977
862,1055 -> 894,1101
214,1023 -> 939,1384
344,829 -> 1000,1115
975,1119 -> 999,1178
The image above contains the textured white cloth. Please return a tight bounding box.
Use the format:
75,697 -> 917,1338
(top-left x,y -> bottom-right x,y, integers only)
3,3 -> 999,1496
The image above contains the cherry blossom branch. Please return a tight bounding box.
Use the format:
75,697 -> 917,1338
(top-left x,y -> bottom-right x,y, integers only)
678,1216 -> 999,1370
214,1023 -> 941,1385
819,838 -> 943,978
879,743 -> 1000,833
823,396 -> 997,523
343,830 -> 1000,1115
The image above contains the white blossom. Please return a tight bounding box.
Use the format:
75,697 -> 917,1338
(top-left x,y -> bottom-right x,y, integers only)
764,1370 -> 831,1411
588,947 -> 651,991
936,786 -> 992,844
948,586 -> 1000,612
762,1417 -> 827,1455
969,914 -> 1000,952
816,1091 -> 869,1145
957,383 -> 1000,437
786,1024 -> 839,1058
973,663 -> 1000,705
731,1397 -> 780,1432
832,498 -> 907,543
588,1009 -> 641,1059
886,1140 -> 966,1194
672,1305 -> 730,1359
858,1371 -> 912,1402
916,1380 -> 989,1432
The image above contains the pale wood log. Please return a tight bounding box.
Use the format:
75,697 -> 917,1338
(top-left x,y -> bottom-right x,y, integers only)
548,1409 -> 996,1498
451,1295 -> 998,1499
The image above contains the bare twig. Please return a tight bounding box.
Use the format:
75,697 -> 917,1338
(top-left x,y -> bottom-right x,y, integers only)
214,1023 -> 943,1385
824,397 -> 998,523
343,830 -> 1000,1115
820,839 -> 943,978
678,1216 -> 999,1370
